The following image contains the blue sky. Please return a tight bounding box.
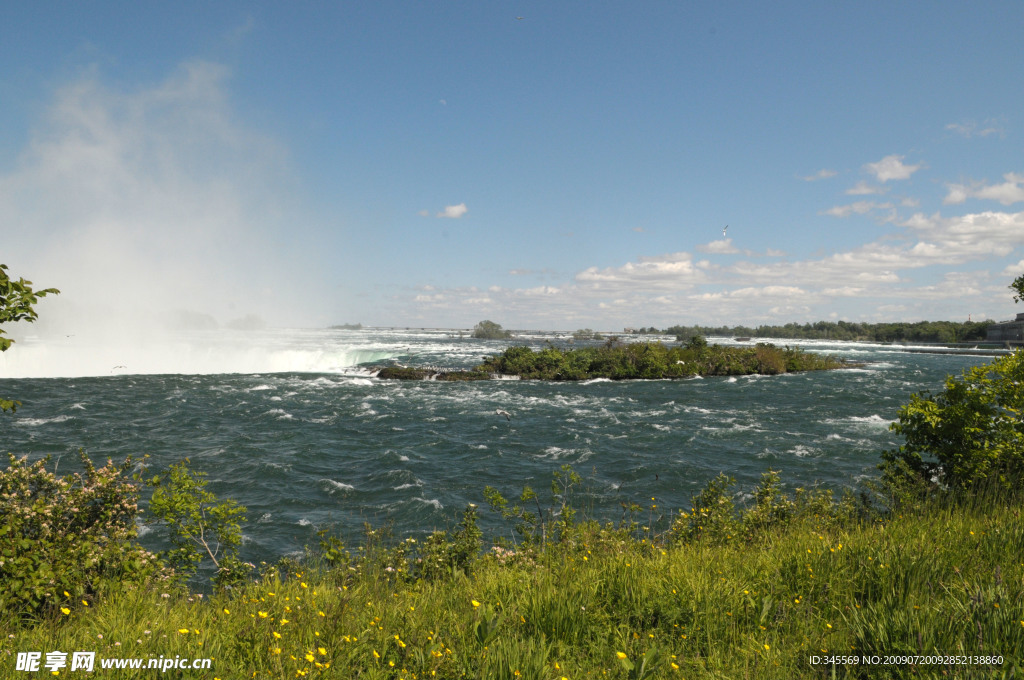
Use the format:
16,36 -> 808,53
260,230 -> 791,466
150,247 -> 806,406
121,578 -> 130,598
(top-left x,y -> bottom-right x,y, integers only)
3,2 -> 1024,331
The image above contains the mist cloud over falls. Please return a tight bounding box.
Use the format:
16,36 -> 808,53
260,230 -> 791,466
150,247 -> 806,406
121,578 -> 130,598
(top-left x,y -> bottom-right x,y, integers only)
1,60 -> 323,343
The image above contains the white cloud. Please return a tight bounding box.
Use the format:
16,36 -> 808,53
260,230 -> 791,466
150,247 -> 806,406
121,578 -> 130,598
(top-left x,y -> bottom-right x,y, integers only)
945,119 -> 1005,138
1002,260 -> 1024,276
822,201 -> 892,218
799,169 -> 837,181
437,203 -> 468,218
575,251 -> 707,291
696,238 -> 739,254
864,154 -> 922,182
846,180 -> 887,196
944,173 -> 1024,206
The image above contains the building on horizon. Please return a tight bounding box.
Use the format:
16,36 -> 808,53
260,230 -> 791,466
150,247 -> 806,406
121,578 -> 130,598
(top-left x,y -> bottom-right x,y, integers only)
986,312 -> 1024,345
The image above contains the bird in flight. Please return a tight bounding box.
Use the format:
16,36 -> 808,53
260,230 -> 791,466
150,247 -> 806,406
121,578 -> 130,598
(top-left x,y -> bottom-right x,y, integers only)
722,224 -> 729,236
496,409 -> 512,421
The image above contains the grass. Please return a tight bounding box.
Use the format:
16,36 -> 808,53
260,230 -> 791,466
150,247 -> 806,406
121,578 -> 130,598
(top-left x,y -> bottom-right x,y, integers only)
5,481 -> 1024,679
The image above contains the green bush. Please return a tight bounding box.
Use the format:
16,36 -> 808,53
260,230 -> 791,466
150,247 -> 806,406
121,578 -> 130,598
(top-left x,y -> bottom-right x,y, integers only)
472,319 -> 512,339
883,349 -> 1024,491
147,460 -> 251,589
0,452 -> 164,622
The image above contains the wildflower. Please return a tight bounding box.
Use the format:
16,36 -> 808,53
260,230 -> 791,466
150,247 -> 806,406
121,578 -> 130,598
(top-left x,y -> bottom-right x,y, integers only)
471,600 -> 481,608
318,647 -> 326,656
258,611 -> 269,618
60,607 -> 70,615
273,632 -> 282,639
223,608 -> 230,614
178,629 -> 189,634
616,652 -> 628,660
63,591 -> 70,597
373,650 -> 380,659
764,644 -> 770,651
305,652 -> 315,662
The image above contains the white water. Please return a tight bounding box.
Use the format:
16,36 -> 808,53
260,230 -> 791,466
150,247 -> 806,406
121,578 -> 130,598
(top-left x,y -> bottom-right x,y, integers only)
0,328 -> 400,378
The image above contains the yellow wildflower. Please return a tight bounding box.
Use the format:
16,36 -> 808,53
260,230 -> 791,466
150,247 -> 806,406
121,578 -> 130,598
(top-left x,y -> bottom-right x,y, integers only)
616,652 -> 628,660
60,608 -> 70,615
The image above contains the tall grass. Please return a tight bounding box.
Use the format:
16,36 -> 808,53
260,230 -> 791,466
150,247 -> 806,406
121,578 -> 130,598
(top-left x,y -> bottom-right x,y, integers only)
5,474 -> 1023,679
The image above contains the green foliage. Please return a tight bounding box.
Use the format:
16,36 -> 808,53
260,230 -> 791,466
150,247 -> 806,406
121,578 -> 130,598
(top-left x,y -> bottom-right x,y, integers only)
476,340 -> 845,380
485,464 -> 586,548
1011,274 -> 1024,304
147,460 -> 250,588
0,264 -> 59,412
665,319 -> 993,343
883,350 -> 1024,491
0,451 -> 163,622
572,328 -> 603,340
472,319 -> 512,339
415,504 -> 484,580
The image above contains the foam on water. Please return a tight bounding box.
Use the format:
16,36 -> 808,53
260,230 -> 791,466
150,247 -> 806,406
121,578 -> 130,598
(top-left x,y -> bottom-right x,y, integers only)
13,414 -> 73,426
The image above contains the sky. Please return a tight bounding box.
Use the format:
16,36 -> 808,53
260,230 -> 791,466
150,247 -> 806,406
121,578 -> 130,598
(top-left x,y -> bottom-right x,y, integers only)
2,2 -> 1024,332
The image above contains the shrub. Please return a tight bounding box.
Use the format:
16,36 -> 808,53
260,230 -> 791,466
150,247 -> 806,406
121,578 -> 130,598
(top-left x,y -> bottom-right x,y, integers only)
0,452 -> 164,622
882,350 -> 1024,491
147,460 -> 251,589
472,320 -> 512,339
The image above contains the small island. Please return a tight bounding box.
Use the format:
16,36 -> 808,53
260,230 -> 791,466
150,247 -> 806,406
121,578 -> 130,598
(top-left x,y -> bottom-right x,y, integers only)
376,337 -> 851,381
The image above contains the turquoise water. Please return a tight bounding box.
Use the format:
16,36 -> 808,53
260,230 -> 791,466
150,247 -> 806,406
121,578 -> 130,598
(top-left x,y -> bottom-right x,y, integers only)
0,329 -> 990,563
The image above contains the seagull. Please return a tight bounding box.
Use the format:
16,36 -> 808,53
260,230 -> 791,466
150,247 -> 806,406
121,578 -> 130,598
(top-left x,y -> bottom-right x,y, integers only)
496,409 -> 512,421
722,224 -> 729,236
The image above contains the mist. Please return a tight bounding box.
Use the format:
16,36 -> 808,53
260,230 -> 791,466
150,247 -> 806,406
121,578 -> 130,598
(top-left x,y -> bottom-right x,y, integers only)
1,61 -> 334,375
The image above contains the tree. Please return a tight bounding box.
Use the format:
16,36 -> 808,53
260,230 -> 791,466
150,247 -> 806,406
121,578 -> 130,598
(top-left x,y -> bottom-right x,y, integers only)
472,319 -> 512,339
1011,274 -> 1024,304
882,349 -> 1024,490
1,264 -> 59,412
147,460 -> 251,588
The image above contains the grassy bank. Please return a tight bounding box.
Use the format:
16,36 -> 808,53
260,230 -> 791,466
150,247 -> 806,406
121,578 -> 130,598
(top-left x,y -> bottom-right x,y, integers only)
4,478 -> 1023,679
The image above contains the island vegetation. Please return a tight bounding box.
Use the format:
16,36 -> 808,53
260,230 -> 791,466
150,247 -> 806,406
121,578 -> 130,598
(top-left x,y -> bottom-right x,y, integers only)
472,319 -> 513,340
377,336 -> 848,381
3,265 -> 1024,678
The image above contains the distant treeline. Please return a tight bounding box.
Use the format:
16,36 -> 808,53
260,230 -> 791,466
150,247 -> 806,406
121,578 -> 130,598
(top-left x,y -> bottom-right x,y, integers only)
631,320 -> 995,343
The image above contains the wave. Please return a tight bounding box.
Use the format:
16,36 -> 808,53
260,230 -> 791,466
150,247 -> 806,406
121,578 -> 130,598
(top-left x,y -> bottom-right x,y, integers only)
13,414 -> 73,427
321,479 -> 355,492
